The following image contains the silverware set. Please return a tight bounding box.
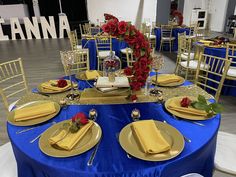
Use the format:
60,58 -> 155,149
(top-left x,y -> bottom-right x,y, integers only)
172,114 -> 205,126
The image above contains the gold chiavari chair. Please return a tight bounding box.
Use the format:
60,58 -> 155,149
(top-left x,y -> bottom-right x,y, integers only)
79,23 -> 91,38
175,33 -> 197,80
68,30 -> 82,51
0,58 -> 28,112
95,35 -> 115,70
195,53 -> 231,102
143,23 -> 156,49
159,25 -> 175,52
125,48 -> 135,67
225,43 -> 236,84
60,49 -> 90,76
89,26 -> 101,36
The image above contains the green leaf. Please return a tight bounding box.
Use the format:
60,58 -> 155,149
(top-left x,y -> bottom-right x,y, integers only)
198,95 -> 207,104
191,102 -> 208,110
125,30 -> 129,35
69,123 -> 79,133
210,103 -> 223,113
62,123 -> 70,128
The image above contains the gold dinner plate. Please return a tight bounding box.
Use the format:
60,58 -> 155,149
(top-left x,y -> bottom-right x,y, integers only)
151,74 -> 185,87
7,100 -> 60,126
37,80 -> 76,94
39,120 -> 102,158
165,96 -> 210,120
119,120 -> 184,161
76,70 -> 103,81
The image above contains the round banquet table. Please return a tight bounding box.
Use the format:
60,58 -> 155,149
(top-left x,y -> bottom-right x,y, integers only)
7,79 -> 220,177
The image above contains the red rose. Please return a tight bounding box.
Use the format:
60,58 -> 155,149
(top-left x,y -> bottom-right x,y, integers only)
107,20 -> 118,34
130,81 -> 142,91
124,67 -> 133,76
57,79 -> 68,88
102,24 -> 110,33
139,57 -> 148,66
130,94 -> 138,102
180,97 -> 192,107
118,21 -> 127,35
71,112 -> 88,125
133,49 -> 141,58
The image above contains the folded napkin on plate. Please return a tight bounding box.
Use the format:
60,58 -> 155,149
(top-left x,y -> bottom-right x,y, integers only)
167,98 -> 207,116
131,120 -> 170,154
14,102 -> 56,121
85,70 -> 100,80
41,80 -> 70,91
199,40 -> 214,45
153,74 -> 181,84
49,121 -> 94,151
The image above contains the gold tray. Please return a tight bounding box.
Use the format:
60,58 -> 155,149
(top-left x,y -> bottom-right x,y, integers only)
7,100 -> 60,126
165,96 -> 210,120
119,120 -> 184,161
76,70 -> 103,81
39,120 -> 102,158
151,74 -> 185,87
37,80 -> 76,94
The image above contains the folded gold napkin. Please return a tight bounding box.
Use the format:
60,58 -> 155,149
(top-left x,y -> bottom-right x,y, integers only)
49,121 -> 94,151
153,74 -> 181,85
85,70 -> 100,80
199,40 -> 214,45
131,120 -> 170,154
41,80 -> 70,91
167,98 -> 207,117
14,102 -> 56,121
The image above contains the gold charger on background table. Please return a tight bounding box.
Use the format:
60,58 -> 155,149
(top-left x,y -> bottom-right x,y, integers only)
165,96 -> 212,120
7,100 -> 60,126
76,70 -> 103,81
39,120 -> 102,158
119,120 -> 184,161
151,74 -> 185,87
37,80 -> 76,94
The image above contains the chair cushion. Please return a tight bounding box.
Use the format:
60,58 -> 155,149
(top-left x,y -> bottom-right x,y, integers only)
76,45 -> 82,49
226,66 -> 236,77
120,48 -> 132,54
162,37 -> 175,41
181,52 -> 195,60
0,142 -> 17,177
98,51 -> 115,58
180,60 -> 209,70
215,131 -> 236,175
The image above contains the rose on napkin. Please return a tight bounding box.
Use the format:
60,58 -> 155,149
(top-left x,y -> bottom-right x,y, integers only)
57,79 -> 68,88
180,97 -> 192,107
69,112 -> 89,133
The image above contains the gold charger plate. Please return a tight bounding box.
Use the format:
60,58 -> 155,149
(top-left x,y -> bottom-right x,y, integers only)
7,100 -> 60,126
37,80 -> 76,94
151,74 -> 185,87
39,120 -> 102,158
119,120 -> 184,161
76,70 -> 103,81
165,96 -> 211,120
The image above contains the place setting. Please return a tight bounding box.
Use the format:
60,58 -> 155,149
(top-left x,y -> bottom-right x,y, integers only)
117,108 -> 185,161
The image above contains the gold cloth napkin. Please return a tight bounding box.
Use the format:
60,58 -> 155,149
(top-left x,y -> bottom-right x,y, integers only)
131,120 -> 170,154
199,40 -> 213,45
14,102 -> 56,121
41,80 -> 70,91
85,70 -> 101,80
167,98 -> 207,116
49,121 -> 94,151
153,74 -> 182,84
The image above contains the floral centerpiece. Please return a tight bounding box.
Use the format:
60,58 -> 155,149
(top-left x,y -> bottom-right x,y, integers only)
101,16 -> 152,101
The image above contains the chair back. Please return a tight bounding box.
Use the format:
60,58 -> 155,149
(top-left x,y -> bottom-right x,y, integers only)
226,43 -> 236,65
89,27 -> 101,35
79,23 -> 91,37
60,50 -> 90,76
160,25 -> 173,38
95,35 -> 112,53
178,32 -> 193,62
125,48 -> 135,67
195,53 -> 231,101
0,58 -> 28,111
68,30 -> 78,51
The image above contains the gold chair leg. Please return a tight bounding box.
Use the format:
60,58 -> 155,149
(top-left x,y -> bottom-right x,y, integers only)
169,41 -> 171,53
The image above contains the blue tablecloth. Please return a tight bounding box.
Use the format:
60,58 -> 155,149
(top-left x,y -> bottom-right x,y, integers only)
154,28 -> 190,51
82,38 -> 128,70
8,77 -> 220,177
203,46 -> 236,96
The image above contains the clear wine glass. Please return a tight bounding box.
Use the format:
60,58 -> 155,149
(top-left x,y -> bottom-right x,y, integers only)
149,53 -> 164,96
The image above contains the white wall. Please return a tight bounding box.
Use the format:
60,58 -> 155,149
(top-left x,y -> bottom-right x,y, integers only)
87,0 -> 156,28
208,0 -> 229,32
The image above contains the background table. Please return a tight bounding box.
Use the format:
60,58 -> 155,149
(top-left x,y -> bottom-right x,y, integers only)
154,27 -> 190,51
82,38 -> 128,70
8,79 -> 220,177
